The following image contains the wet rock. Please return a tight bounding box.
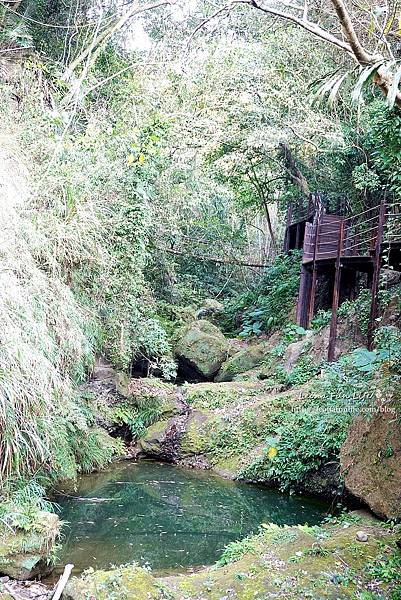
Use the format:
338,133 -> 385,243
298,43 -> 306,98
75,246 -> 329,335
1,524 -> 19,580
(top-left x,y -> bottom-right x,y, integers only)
138,414 -> 189,462
340,397 -> 401,519
0,580 -> 49,600
174,320 -> 230,380
0,511 -> 59,580
215,342 -> 268,382
295,461 -> 343,500
178,454 -> 211,470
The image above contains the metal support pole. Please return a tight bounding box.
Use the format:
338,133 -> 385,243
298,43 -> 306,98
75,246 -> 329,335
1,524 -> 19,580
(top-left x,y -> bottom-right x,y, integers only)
328,219 -> 345,362
367,200 -> 386,350
307,209 -> 322,326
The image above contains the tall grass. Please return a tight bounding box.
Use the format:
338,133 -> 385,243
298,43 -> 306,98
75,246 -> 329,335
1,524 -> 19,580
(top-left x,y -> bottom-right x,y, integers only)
0,132 -> 117,490
0,60 -> 174,495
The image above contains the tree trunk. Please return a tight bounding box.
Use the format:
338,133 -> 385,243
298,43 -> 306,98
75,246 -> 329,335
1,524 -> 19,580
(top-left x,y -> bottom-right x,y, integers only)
279,143 -> 310,197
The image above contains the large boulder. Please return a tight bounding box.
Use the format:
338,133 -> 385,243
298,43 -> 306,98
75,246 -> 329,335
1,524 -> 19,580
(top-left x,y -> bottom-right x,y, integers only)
340,396 -> 401,519
116,375 -> 187,418
0,511 -> 60,580
173,320 -> 230,380
195,298 -> 224,321
283,319 -> 364,371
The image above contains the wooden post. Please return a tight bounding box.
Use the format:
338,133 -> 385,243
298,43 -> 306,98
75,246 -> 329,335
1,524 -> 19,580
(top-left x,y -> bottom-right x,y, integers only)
328,218 -> 345,362
296,265 -> 312,327
52,563 -> 74,600
283,204 -> 293,253
367,200 -> 386,350
295,222 -> 301,250
307,194 -> 312,218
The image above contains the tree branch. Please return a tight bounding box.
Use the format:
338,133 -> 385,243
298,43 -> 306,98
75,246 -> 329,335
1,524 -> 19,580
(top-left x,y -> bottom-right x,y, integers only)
160,246 -> 267,267
62,1 -> 173,81
329,0 -> 381,64
240,0 -> 354,55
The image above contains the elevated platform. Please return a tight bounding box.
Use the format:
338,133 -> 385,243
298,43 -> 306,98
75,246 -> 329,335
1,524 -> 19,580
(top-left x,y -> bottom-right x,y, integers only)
284,196 -> 401,360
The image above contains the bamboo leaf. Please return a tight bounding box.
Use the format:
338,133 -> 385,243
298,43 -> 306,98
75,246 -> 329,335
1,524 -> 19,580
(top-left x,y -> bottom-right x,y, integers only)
351,62 -> 384,103
327,72 -> 349,107
311,72 -> 342,106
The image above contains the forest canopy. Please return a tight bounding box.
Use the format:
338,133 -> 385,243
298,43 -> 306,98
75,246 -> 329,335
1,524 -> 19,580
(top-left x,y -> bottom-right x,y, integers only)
0,0 -> 400,493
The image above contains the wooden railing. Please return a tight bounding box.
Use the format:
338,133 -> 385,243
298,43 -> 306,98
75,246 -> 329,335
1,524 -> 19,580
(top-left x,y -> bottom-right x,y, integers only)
302,202 -> 401,265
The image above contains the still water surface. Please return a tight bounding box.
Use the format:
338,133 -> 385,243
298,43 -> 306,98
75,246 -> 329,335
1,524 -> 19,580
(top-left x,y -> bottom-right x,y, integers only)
55,460 -> 327,575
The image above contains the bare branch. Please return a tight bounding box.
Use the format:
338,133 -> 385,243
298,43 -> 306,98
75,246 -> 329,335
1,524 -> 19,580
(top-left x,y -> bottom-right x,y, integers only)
241,0 -> 355,55
62,0 -> 174,81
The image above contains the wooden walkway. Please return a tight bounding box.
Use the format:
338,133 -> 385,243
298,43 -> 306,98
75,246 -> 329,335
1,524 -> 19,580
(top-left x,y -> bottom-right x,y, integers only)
284,196 -> 401,360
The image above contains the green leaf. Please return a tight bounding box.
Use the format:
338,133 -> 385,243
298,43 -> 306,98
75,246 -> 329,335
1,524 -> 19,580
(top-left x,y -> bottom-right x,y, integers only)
387,63 -> 401,109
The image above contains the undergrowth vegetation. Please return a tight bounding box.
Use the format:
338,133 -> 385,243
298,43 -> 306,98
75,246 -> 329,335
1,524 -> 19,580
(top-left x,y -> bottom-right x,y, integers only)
219,251 -> 302,337
240,327 -> 401,491
0,151 -> 120,501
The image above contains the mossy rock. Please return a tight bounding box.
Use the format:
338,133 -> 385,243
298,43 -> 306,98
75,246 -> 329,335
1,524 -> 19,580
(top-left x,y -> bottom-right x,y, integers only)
183,380 -> 266,410
341,395 -> 401,518
116,375 -> 186,418
174,320 -> 230,380
180,410 -> 210,456
138,419 -> 170,455
0,511 -> 59,580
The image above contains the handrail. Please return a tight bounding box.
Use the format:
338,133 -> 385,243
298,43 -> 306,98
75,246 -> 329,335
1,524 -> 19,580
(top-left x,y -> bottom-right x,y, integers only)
343,205 -> 380,222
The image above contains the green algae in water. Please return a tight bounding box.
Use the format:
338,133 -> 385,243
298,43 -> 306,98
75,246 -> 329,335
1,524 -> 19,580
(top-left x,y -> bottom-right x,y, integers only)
55,461 -> 327,575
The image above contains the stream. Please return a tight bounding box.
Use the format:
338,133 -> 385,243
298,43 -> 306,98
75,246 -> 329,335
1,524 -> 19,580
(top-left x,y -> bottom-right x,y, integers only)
53,460 -> 328,578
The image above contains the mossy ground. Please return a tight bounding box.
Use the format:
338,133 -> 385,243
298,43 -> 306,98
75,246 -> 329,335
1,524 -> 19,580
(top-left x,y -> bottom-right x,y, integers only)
64,514 -> 401,599
179,381 -> 309,479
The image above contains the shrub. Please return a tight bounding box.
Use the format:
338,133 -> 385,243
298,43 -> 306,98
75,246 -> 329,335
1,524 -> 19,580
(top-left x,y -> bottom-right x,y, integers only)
221,251 -> 302,337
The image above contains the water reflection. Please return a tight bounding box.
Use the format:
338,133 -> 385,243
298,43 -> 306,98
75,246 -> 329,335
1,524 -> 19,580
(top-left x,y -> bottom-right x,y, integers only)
55,460 -> 327,575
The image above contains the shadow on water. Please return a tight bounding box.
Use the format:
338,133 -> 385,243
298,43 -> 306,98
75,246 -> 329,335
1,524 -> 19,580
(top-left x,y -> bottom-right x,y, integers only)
53,460 -> 328,578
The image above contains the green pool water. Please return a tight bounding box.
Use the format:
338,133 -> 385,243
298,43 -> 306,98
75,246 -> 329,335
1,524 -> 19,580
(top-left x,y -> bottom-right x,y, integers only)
55,460 -> 328,576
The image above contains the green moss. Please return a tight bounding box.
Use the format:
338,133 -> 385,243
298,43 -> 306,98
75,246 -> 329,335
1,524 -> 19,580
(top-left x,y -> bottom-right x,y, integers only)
64,565 -> 162,600
138,420 -> 170,454
180,412 -> 210,455
215,344 -> 267,382
174,320 -> 230,378
0,511 -> 60,580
